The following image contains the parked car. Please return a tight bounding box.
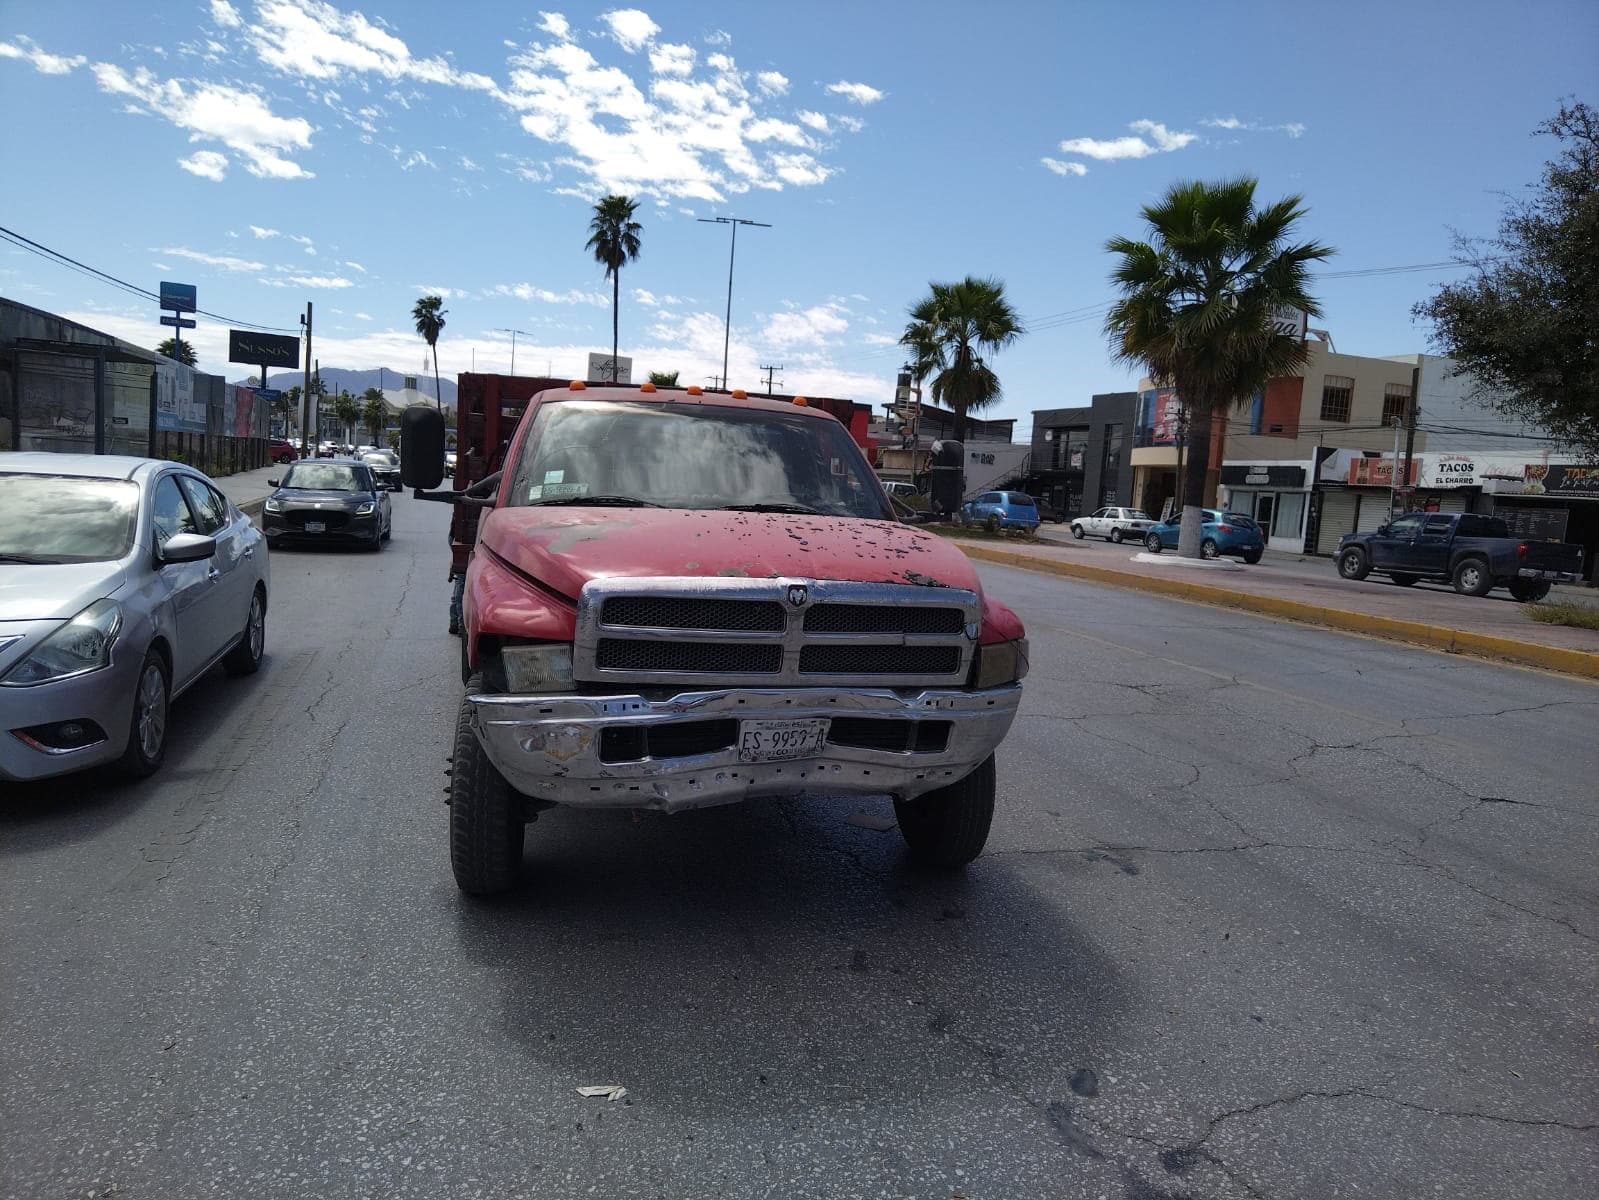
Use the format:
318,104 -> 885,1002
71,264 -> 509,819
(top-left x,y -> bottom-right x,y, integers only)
1335,512 -> 1583,599
269,438 -> 298,465
1143,509 -> 1266,562
1032,497 -> 1066,524
401,383 -> 1028,895
263,460 -> 392,551
959,490 -> 1041,533
1071,506 -> 1153,543
0,454 -> 268,782
360,450 -> 401,491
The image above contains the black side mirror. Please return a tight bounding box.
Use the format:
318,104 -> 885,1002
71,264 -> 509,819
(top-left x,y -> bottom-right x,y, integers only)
1375,525 -> 1389,537
267,478 -> 281,488
160,532 -> 217,564
401,405 -> 446,490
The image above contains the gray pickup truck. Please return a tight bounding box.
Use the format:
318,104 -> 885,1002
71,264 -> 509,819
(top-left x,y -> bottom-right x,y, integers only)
1336,511 -> 1584,600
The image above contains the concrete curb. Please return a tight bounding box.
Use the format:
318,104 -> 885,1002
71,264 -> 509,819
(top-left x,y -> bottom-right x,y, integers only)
959,544 -> 1599,682
237,498 -> 266,529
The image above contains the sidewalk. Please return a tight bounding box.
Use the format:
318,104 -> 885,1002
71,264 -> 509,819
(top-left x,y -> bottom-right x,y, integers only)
961,531 -> 1599,680
215,465 -> 282,522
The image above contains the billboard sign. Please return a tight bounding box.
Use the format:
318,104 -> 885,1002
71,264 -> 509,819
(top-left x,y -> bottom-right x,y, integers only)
586,352 -> 632,384
1145,387 -> 1183,446
228,330 -> 300,369
155,365 -> 206,433
160,281 -> 197,313
1269,305 -> 1307,340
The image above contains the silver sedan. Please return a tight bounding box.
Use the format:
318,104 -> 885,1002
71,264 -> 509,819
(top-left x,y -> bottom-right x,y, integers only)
0,453 -> 269,782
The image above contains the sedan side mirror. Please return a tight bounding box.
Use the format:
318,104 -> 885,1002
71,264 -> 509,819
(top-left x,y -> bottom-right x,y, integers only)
160,532 -> 217,564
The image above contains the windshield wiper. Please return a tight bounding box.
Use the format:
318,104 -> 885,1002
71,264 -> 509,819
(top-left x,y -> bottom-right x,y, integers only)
529,495 -> 661,507
720,502 -> 825,515
0,553 -> 62,564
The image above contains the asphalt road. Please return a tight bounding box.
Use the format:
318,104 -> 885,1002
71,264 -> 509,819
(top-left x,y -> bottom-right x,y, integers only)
3,496 -> 1596,1200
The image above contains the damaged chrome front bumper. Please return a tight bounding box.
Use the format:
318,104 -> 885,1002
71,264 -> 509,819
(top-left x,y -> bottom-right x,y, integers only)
468,684 -> 1022,812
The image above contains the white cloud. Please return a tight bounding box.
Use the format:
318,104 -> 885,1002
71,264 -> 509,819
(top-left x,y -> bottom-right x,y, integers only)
1282,122 -> 1306,138
1203,116 -> 1244,131
343,261 -> 368,273
633,288 -> 658,306
249,225 -> 282,239
399,150 -> 436,170
761,302 -> 849,348
746,118 -> 811,146
0,35 -> 87,75
263,273 -> 354,289
862,332 -> 898,346
489,282 -> 609,307
245,0 -> 495,92
537,11 -> 571,39
649,42 -> 695,76
93,63 -> 314,178
1202,115 -> 1306,139
835,114 -> 864,134
414,285 -> 460,299
160,246 -> 267,272
769,152 -> 831,186
460,153 -> 483,170
601,9 -> 660,52
795,110 -> 829,133
1056,118 -> 1195,162
210,0 -> 243,28
354,312 -> 373,320
1041,156 -> 1088,177
825,80 -> 883,105
754,70 -> 787,96
178,150 -> 229,181
704,29 -> 732,48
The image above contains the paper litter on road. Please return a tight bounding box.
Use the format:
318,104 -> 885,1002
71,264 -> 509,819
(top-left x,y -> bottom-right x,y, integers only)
577,1084 -> 628,1101
846,812 -> 897,832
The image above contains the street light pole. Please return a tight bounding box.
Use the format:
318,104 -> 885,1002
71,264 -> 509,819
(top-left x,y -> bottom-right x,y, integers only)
697,216 -> 770,390
495,328 -> 531,375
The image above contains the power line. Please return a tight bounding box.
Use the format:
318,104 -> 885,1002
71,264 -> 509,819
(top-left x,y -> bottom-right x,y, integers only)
0,222 -> 299,333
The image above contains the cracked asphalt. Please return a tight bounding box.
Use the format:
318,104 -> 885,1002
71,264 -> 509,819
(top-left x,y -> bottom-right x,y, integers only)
2,499 -> 1596,1200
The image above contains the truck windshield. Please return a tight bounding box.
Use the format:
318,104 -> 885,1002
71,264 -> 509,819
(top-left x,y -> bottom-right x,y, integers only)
507,399 -> 894,520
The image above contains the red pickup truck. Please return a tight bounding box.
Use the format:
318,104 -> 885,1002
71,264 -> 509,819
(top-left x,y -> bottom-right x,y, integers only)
403,382 -> 1027,895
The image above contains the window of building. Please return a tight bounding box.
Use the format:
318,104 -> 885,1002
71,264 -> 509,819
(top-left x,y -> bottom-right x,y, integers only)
1320,376 -> 1354,423
1382,382 -> 1412,428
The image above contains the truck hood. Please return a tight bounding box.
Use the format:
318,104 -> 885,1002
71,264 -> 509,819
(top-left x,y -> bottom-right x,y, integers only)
478,508 -> 981,598
0,561 -> 128,622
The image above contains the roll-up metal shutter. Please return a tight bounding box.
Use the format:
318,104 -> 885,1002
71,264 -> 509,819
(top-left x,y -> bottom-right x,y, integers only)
1316,489 -> 1358,555
1355,491 -> 1390,533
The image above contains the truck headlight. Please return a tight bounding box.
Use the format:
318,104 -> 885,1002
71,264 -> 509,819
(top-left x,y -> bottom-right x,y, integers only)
1,599 -> 123,687
974,637 -> 1029,688
500,643 -> 575,692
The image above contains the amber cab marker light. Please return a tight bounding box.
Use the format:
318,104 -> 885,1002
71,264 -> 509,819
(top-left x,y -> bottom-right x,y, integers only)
731,388 -> 747,399
639,381 -> 657,393
569,380 -> 586,390
793,395 -> 808,406
686,385 -> 703,395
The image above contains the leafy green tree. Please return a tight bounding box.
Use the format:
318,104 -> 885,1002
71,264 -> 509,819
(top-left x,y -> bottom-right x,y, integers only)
156,338 -> 196,366
586,194 -> 643,382
333,390 -> 361,444
899,276 -> 1023,442
1104,178 -> 1332,556
647,370 -> 679,387
362,389 -> 387,440
1414,99 -> 1599,459
412,295 -> 447,410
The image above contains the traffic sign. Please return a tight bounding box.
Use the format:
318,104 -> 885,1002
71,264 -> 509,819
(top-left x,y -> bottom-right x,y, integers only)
255,388 -> 282,402
160,315 -> 198,329
160,281 -> 197,313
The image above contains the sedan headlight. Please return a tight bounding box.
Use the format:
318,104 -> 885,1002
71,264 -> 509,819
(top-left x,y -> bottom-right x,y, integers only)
264,497 -> 283,513
1,599 -> 123,687
500,643 -> 575,692
973,637 -> 1029,688
355,501 -> 377,515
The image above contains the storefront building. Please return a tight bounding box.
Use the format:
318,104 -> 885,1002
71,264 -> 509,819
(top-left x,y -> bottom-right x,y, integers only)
1029,391 -> 1137,519
1217,463 -> 1312,552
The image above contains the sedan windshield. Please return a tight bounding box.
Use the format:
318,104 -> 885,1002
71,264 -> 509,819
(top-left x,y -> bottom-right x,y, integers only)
0,473 -> 139,563
282,463 -> 363,491
507,399 -> 894,519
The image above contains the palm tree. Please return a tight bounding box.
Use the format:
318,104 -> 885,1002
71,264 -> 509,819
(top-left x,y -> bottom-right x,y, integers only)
1104,177 -> 1333,557
156,338 -> 196,366
362,388 -> 386,440
282,383 -> 302,439
899,276 -> 1023,442
586,194 -> 643,382
333,390 -> 361,445
412,295 -> 447,410
647,370 -> 679,387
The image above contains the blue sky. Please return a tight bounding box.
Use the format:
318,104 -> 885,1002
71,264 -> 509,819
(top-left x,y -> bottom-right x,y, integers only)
1,0 -> 1593,433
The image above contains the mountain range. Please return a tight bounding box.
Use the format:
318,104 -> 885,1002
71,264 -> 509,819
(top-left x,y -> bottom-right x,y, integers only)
232,367 -> 458,408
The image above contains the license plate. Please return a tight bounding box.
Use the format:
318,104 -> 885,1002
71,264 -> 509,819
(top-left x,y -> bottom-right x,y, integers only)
304,521 -> 325,533
738,718 -> 829,763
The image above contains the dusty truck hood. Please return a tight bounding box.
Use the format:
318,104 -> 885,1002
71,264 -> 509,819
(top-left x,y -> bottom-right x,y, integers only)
478,507 -> 981,597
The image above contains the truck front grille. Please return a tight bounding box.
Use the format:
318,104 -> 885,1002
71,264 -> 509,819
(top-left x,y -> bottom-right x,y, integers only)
574,577 -> 980,689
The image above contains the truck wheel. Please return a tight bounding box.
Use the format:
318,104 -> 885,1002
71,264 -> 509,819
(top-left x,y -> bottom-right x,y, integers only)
1337,548 -> 1371,580
1508,579 -> 1551,603
449,674 -> 524,896
894,756 -> 996,868
1452,557 -> 1493,597
1389,573 -> 1418,587
1070,524 -> 1084,539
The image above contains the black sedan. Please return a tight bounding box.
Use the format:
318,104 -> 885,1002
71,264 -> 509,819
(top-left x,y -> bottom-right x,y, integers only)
263,460 -> 392,551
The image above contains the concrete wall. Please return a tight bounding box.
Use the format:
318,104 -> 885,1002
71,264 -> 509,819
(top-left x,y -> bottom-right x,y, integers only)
1411,353 -> 1563,453
1225,343 -> 1420,463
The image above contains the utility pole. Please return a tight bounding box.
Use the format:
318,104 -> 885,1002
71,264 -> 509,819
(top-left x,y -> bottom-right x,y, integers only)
298,301 -> 313,457
1388,414 -> 1404,520
697,216 -> 770,391
759,364 -> 783,395
496,328 -> 531,374
705,374 -> 723,391
1402,363 -> 1420,495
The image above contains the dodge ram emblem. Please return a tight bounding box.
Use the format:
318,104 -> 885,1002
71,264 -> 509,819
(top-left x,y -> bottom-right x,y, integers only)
786,584 -> 808,607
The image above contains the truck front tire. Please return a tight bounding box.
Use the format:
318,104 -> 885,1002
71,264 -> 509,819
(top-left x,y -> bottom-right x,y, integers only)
450,674 -> 524,895
1337,548 -> 1370,580
1452,558 -> 1493,597
894,755 -> 996,868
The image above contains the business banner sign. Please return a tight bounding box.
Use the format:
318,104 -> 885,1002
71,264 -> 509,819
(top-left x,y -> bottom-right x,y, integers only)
1346,457 -> 1418,487
155,365 -> 206,433
1522,464 -> 1599,497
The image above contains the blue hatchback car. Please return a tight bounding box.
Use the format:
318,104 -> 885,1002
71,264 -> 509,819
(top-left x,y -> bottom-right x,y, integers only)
1143,508 -> 1265,562
959,490 -> 1041,533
